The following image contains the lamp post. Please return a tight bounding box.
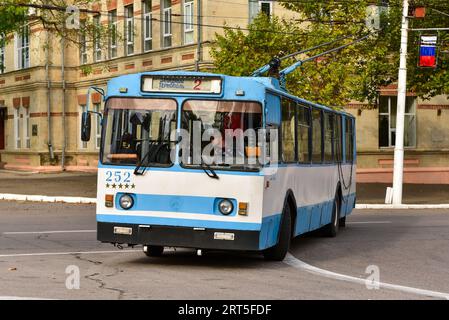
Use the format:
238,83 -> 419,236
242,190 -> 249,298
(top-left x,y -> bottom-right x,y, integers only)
392,0 -> 409,205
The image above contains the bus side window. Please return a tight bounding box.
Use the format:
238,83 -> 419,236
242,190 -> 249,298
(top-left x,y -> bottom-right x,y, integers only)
298,104 -> 311,163
345,118 -> 354,163
311,108 -> 323,164
334,114 -> 343,163
324,112 -> 333,163
281,97 -> 296,163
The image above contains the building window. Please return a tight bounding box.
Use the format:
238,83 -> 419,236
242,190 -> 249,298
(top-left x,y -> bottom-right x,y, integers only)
249,0 -> 273,21
0,34 -> 5,73
93,15 -> 102,62
312,109 -> 323,163
125,5 -> 134,55
162,0 -> 172,48
16,24 -> 30,70
14,108 -> 21,149
14,107 -> 30,149
95,103 -> 102,149
23,108 -> 30,149
109,10 -> 118,59
378,96 -> 416,148
79,105 -> 88,149
80,21 -> 87,64
143,1 -> 152,52
298,104 -> 311,163
183,0 -> 194,44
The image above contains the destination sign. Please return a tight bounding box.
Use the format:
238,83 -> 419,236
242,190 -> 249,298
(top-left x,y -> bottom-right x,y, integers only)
142,76 -> 222,94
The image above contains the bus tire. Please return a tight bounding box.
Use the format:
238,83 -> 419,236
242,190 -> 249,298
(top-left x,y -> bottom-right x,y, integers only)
339,216 -> 346,227
322,196 -> 340,237
263,205 -> 292,261
143,245 -> 164,257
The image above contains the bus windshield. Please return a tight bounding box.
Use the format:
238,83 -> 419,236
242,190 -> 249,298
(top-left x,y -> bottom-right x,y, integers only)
102,98 -> 177,166
180,100 -> 263,170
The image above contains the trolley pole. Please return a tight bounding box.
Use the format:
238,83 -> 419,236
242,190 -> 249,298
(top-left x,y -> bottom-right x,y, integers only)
392,0 -> 409,205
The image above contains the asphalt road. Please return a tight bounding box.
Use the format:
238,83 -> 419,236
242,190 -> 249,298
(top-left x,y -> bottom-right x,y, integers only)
0,201 -> 448,300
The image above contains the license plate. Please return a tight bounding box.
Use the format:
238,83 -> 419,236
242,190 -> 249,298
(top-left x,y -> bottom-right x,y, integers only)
214,232 -> 235,241
114,226 -> 133,235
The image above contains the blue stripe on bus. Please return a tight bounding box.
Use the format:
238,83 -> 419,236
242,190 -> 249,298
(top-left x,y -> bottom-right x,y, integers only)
115,193 -> 238,216
97,214 -> 262,231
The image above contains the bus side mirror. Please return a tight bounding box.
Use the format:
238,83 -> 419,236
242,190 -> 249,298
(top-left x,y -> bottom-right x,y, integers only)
81,112 -> 92,142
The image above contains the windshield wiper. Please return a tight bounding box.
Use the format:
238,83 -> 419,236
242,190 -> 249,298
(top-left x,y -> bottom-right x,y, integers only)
134,148 -> 151,176
200,159 -> 219,180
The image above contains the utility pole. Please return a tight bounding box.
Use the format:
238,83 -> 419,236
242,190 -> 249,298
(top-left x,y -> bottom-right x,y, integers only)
392,0 -> 409,205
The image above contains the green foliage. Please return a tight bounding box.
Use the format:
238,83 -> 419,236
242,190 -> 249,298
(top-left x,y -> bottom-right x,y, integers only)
212,1 -> 449,107
0,1 -> 28,35
0,1 -> 114,51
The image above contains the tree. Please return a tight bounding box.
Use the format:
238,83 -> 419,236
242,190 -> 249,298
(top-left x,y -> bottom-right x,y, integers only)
211,1 -> 449,107
0,1 -> 112,49
0,1 -> 28,35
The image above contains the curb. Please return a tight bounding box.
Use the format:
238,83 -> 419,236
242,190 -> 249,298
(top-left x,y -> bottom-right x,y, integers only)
0,194 -> 96,204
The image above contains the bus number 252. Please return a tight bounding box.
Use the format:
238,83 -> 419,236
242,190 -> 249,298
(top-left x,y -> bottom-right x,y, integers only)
105,171 -> 131,183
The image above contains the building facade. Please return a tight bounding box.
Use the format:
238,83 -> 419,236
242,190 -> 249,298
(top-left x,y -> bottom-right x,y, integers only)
0,0 -> 295,171
0,0 -> 449,183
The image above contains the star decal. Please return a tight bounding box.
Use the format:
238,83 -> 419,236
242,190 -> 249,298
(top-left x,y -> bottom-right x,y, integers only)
106,183 -> 110,188
112,183 -> 117,189
131,183 -> 136,189
118,183 -> 123,189
125,184 -> 129,189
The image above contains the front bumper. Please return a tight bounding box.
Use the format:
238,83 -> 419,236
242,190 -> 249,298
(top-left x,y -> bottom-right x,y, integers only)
98,222 -> 261,251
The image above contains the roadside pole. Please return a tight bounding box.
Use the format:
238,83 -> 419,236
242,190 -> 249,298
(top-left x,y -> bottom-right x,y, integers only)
392,0 -> 409,205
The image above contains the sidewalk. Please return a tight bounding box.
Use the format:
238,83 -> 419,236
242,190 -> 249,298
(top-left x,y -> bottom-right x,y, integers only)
0,170 -> 97,198
0,170 -> 448,204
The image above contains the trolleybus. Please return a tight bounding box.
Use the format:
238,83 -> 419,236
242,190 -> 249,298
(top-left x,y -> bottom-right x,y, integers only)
81,71 -> 356,261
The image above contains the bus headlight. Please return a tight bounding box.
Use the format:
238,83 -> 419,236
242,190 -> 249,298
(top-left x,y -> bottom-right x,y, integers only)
218,199 -> 234,215
119,194 -> 134,210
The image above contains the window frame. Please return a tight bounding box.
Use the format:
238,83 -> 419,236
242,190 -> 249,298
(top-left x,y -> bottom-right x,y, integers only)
93,15 -> 102,62
16,24 -> 30,70
162,0 -> 172,48
0,33 -> 5,74
183,0 -> 194,44
79,21 -> 88,64
94,103 -> 102,150
311,108 -> 324,164
378,95 -> 416,148
345,117 -> 354,163
14,108 -> 21,149
125,4 -> 135,56
297,103 -> 312,164
142,0 -> 153,52
109,10 -> 118,59
280,97 -> 297,164
259,1 -> 273,18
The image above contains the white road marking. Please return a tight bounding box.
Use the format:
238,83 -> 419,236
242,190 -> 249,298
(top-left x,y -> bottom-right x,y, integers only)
347,221 -> 392,225
284,253 -> 449,300
2,230 -> 96,235
0,296 -> 54,300
0,249 -> 140,258
356,204 -> 449,209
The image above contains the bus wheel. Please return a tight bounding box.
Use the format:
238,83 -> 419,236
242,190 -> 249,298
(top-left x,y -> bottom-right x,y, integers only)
339,216 -> 346,228
263,205 -> 292,261
143,245 -> 164,257
322,196 -> 340,237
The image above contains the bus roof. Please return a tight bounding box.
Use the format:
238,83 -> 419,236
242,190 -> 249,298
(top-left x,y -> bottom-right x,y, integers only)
106,71 -> 354,118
